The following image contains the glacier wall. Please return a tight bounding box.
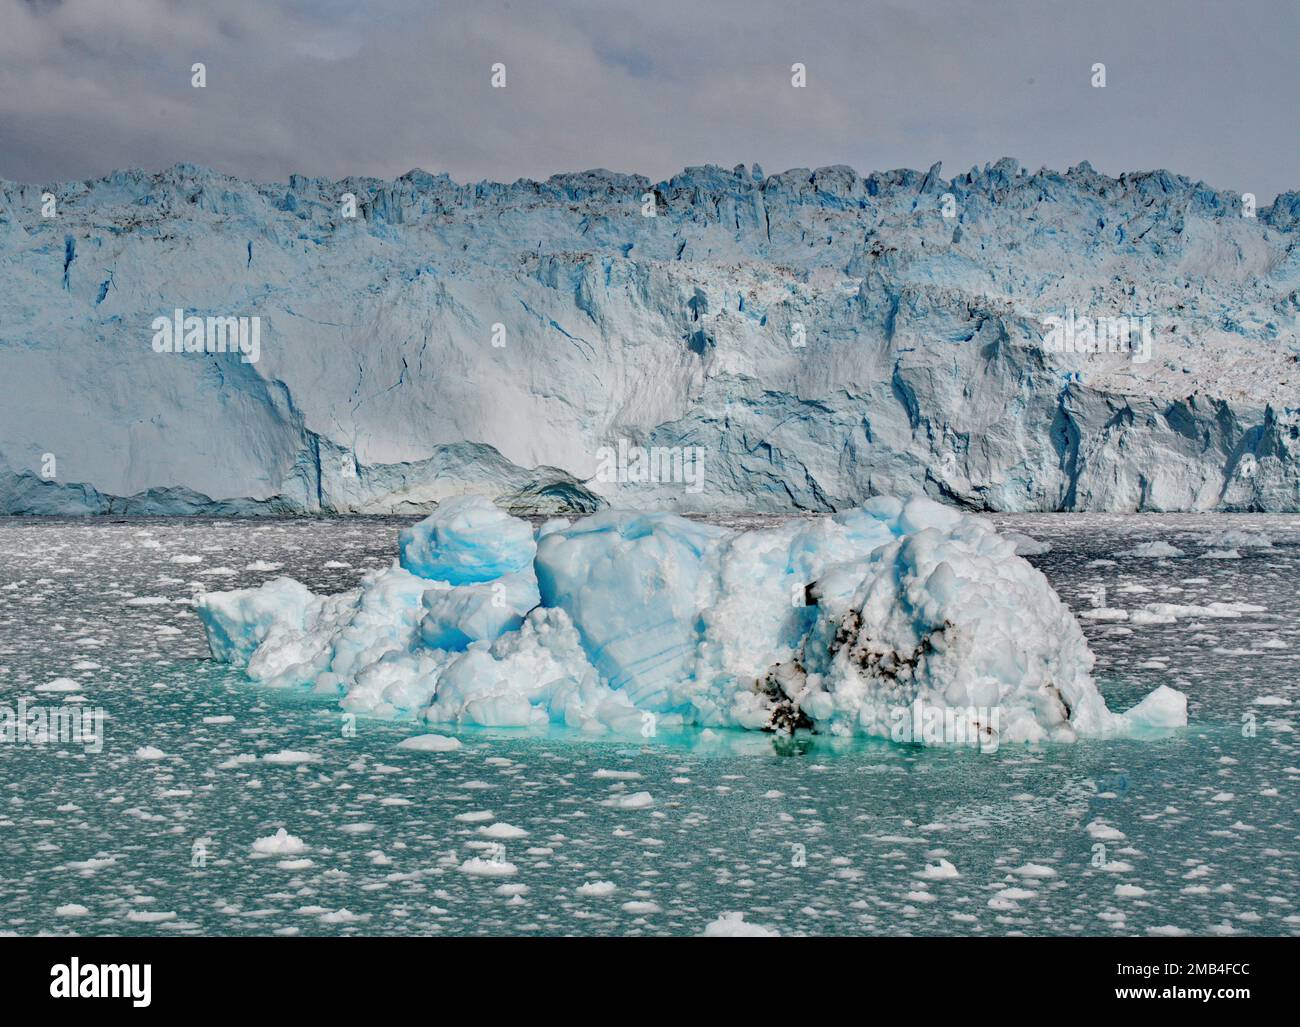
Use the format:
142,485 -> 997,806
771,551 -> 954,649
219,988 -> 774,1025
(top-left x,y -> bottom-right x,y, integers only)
1,158 -> 1297,514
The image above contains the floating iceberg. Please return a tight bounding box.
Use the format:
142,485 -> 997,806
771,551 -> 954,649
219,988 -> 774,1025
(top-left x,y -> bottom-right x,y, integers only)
196,496 -> 1185,745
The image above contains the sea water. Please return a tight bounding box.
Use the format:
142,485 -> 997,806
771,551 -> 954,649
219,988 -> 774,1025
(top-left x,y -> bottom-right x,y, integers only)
0,514 -> 1296,936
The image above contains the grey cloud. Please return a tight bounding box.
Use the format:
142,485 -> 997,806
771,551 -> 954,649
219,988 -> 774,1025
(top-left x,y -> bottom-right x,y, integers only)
0,0 -> 1295,199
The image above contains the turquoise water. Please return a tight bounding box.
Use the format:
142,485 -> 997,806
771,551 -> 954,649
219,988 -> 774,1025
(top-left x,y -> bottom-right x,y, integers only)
0,514 -> 1296,936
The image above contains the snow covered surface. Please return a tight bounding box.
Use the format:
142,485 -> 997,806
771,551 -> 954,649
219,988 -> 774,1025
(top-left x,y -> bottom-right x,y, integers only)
2,160 -> 1297,515
197,496 -> 1185,744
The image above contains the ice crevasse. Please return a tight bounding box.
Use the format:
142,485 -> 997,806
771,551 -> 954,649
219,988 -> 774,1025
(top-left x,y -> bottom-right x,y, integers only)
196,496 -> 1187,745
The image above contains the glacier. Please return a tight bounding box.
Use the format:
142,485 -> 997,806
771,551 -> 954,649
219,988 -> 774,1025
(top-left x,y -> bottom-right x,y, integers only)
0,158 -> 1297,515
195,495 -> 1187,745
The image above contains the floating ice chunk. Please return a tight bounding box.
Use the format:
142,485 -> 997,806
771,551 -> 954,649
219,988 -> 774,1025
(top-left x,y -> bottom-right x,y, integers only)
1011,863 -> 1058,878
701,911 -> 780,937
35,678 -> 81,692
458,857 -> 518,877
395,733 -> 462,752
399,496 -> 536,584
251,828 -> 306,856
319,908 -> 366,924
1201,549 -> 1241,560
134,746 -> 166,760
603,791 -> 654,810
1119,684 -> 1187,734
126,910 -> 176,923
1114,541 -> 1185,558
199,497 -> 1186,746
1201,529 -> 1273,549
917,859 -> 960,880
1081,607 -> 1128,621
261,750 -> 319,765
1002,531 -> 1052,556
576,880 -> 617,897
478,822 -> 528,839
55,903 -> 90,917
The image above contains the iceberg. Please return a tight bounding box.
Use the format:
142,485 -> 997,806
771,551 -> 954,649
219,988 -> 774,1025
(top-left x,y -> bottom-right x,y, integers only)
197,496 -> 1184,746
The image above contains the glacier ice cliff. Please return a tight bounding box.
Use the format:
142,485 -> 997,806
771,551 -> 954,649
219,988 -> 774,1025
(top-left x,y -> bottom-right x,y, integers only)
195,495 -> 1186,744
1,158 -> 1297,514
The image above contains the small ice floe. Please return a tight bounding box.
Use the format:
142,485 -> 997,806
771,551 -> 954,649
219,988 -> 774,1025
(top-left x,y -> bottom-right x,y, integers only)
458,856 -> 518,877
454,810 -> 494,823
1114,541 -> 1185,558
593,769 -> 642,780
701,911 -> 779,937
576,881 -> 617,897
277,859 -> 314,870
1253,696 -> 1291,706
35,678 -> 81,692
245,561 -> 284,572
323,561 -> 351,569
602,791 -> 654,810
1002,532 -> 1053,556
396,734 -> 462,752
261,750 -> 319,765
1201,549 -> 1241,560
622,901 -> 661,915
1202,529 -> 1273,549
916,859 -> 960,880
126,910 -> 177,923
134,746 -> 166,760
1086,820 -> 1125,841
169,554 -> 203,564
1130,608 -> 1175,626
1114,884 -> 1148,898
55,904 -> 90,917
1133,601 -> 1264,624
251,828 -> 307,856
1011,863 -> 1058,879
478,823 -> 528,839
124,596 -> 170,606
1147,925 -> 1189,937
319,909 -> 367,924
202,715 -> 236,724
1080,607 -> 1128,621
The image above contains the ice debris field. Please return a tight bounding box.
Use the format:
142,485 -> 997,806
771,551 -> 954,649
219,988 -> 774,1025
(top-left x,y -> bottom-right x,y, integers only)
2,511 -> 1296,936
197,496 -> 1185,746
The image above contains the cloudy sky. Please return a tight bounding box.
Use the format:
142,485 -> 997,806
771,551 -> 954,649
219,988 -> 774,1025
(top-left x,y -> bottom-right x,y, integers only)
1,0 -> 1295,199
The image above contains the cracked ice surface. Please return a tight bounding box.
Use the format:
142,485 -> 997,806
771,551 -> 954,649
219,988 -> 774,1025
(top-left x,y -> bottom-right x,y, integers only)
197,495 -> 1184,744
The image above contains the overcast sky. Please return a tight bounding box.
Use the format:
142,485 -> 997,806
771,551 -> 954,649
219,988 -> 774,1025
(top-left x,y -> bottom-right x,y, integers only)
1,0 -> 1295,200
